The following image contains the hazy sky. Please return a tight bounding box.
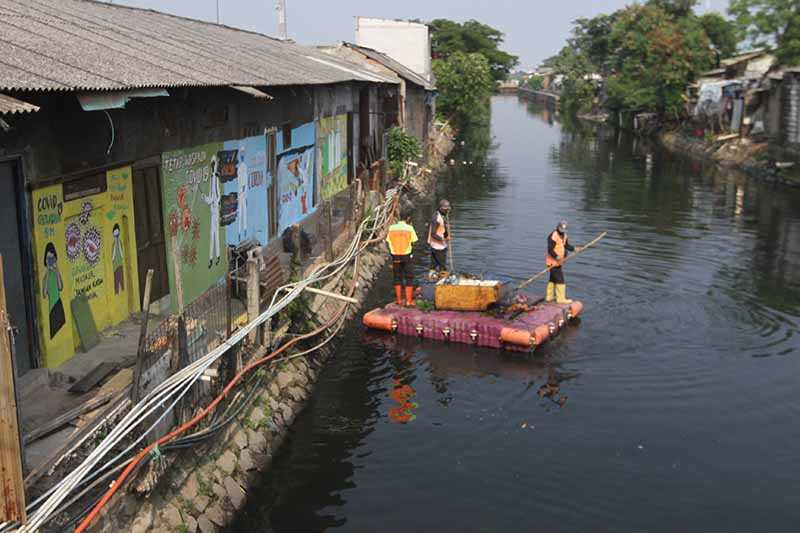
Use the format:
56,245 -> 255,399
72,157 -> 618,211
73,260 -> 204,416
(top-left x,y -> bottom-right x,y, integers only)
112,0 -> 731,68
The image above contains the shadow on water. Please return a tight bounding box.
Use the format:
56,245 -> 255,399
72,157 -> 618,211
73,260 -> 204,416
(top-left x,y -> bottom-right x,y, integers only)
230,96 -> 800,533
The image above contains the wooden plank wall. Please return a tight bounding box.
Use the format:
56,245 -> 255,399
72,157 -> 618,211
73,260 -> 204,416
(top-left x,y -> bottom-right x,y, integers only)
0,255 -> 27,524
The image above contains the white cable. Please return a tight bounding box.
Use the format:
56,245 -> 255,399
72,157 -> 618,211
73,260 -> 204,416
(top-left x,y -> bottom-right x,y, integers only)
21,188 -> 399,531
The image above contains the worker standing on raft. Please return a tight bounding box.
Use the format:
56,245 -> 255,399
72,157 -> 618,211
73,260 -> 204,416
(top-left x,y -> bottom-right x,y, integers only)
386,210 -> 419,306
546,220 -> 581,304
427,199 -> 452,279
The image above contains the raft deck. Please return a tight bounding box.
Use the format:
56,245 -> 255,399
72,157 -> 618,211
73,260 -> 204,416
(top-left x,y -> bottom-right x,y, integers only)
363,300 -> 583,352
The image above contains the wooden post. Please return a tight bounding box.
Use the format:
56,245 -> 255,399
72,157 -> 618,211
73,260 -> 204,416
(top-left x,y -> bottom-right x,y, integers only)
170,234 -> 184,313
131,269 -> 154,403
246,257 -> 260,349
226,272 -> 233,340
0,255 -> 27,525
326,202 -> 334,261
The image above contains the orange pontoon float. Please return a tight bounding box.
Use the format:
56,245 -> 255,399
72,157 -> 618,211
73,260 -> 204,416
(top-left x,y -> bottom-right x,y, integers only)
363,281 -> 583,352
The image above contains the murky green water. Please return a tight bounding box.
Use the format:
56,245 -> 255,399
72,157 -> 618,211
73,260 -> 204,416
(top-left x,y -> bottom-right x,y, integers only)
230,96 -> 800,532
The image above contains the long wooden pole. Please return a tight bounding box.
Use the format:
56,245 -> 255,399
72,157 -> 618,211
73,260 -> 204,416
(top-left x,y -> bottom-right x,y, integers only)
0,255 -> 27,524
446,213 -> 455,274
517,232 -> 607,291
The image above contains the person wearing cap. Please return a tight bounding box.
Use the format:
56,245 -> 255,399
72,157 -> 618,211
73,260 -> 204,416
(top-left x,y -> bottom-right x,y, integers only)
546,220 -> 580,304
427,199 -> 451,278
386,210 -> 418,306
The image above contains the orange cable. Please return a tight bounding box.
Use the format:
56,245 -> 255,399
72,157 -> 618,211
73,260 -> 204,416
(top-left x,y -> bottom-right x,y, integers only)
75,191 -> 398,532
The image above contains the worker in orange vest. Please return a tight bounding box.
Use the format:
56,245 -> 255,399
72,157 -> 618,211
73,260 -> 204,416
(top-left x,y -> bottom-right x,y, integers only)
386,210 -> 419,306
545,220 -> 581,304
427,199 -> 451,279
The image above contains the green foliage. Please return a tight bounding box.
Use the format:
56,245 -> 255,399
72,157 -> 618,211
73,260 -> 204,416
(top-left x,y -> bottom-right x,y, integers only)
569,14 -> 619,72
605,4 -> 715,118
432,51 -> 495,128
525,75 -> 544,90
387,126 -> 422,177
647,0 -> 699,18
429,19 -> 519,81
551,2 -> 735,120
729,0 -> 800,66
551,46 -> 597,113
699,12 -> 740,59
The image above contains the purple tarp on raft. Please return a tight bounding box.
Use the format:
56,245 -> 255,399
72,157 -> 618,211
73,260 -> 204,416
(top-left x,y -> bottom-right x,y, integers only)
363,301 -> 582,352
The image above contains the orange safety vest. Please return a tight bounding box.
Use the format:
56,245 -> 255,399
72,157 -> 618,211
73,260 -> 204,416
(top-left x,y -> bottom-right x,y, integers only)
386,221 -> 418,256
546,230 -> 566,267
427,212 -> 448,251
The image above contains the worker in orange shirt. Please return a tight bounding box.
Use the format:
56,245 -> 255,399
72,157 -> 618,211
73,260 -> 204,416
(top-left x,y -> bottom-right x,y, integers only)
386,210 -> 419,306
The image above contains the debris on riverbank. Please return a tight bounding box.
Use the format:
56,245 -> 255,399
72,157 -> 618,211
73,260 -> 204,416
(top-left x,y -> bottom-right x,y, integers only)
658,130 -> 800,187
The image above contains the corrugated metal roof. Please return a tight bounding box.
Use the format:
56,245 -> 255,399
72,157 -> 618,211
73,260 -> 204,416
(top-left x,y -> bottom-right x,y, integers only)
720,50 -> 771,67
0,93 -> 40,114
319,44 -> 403,84
341,42 -> 434,90
0,0 -> 398,92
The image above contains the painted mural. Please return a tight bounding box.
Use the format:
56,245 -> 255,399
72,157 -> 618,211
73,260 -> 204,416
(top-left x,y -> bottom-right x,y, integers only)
32,167 -> 140,368
161,142 -> 229,312
277,122 -> 316,233
317,114 -> 348,200
222,135 -> 270,246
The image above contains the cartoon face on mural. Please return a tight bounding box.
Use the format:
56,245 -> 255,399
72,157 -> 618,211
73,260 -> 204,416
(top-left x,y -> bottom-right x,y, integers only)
32,168 -> 140,369
65,221 -> 81,262
42,241 -> 65,339
83,226 -> 102,265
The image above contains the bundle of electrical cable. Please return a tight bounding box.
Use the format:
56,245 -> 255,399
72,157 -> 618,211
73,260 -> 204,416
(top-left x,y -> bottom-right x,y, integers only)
10,186 -> 399,532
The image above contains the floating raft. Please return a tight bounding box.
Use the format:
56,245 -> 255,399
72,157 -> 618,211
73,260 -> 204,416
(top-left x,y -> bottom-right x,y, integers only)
363,300 -> 583,352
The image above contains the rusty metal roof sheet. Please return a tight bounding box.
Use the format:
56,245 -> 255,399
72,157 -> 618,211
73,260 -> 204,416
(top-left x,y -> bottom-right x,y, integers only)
0,93 -> 39,114
341,42 -> 435,90
0,0 -> 397,92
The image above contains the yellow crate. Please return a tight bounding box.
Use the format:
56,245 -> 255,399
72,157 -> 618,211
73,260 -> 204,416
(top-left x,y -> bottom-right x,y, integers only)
434,280 -> 504,311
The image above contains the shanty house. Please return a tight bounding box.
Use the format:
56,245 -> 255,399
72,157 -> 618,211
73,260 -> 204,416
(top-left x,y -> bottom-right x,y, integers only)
0,0 -> 398,379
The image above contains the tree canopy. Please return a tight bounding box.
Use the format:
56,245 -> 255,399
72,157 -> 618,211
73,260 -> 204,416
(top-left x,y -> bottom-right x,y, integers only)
549,2 -> 727,118
605,4 -> 715,117
699,12 -> 739,59
429,19 -> 519,81
432,52 -> 496,128
729,0 -> 800,66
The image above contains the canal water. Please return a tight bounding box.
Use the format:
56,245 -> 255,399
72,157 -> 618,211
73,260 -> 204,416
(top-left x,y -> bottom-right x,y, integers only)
230,96 -> 800,532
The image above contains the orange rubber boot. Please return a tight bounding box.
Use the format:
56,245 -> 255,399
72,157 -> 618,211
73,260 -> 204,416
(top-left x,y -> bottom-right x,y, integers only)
394,285 -> 403,305
405,286 -> 415,307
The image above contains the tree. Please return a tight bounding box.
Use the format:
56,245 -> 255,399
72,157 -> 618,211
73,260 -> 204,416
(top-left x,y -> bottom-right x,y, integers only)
525,75 -> 544,90
606,4 -> 715,117
432,52 -> 495,127
647,0 -> 699,19
429,19 -> 519,81
551,46 -> 597,113
729,0 -> 800,66
699,12 -> 739,59
387,127 -> 421,177
569,13 -> 619,72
